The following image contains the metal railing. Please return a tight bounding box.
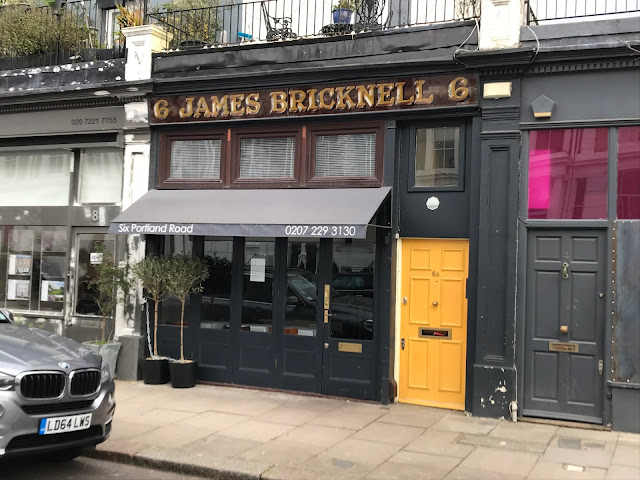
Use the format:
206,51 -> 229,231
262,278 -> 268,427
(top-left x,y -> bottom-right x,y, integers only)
147,0 -> 477,50
0,0 -> 125,70
526,0 -> 640,23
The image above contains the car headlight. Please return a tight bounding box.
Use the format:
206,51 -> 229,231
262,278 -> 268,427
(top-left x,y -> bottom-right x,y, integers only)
100,358 -> 113,384
0,371 -> 15,391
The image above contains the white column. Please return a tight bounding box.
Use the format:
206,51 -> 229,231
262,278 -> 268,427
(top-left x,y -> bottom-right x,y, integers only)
122,25 -> 173,81
479,0 -> 525,49
114,102 -> 151,338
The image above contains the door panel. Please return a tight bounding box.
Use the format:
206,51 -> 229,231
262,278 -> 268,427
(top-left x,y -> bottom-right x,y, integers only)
524,229 -> 605,423
399,238 -> 469,410
322,238 -> 377,400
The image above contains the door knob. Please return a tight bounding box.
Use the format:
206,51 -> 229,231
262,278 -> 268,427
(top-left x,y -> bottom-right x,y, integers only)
402,297 -> 408,305
432,301 -> 438,306
560,325 -> 568,334
324,343 -> 329,349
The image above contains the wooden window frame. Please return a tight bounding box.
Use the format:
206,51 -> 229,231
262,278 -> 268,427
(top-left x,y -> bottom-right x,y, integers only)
408,123 -> 466,193
158,131 -> 227,189
230,126 -> 302,188
306,122 -> 384,188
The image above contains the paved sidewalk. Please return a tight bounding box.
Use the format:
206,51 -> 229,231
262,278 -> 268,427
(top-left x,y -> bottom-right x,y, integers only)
90,380 -> 640,480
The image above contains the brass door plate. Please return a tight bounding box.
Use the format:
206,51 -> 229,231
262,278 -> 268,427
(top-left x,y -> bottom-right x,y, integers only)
338,342 -> 363,353
549,342 -> 579,353
324,284 -> 330,309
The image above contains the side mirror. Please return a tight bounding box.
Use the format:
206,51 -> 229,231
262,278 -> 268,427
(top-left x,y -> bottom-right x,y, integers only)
286,295 -> 300,306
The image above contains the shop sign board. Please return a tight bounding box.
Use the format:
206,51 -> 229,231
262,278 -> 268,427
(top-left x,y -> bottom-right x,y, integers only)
0,106 -> 123,138
149,74 -> 478,124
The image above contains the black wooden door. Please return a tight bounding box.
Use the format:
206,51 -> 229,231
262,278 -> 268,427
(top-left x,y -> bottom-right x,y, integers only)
322,238 -> 378,400
524,229 -> 606,423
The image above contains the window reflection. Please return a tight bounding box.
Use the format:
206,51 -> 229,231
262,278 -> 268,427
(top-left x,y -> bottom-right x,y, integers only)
330,240 -> 375,341
160,236 -> 193,326
201,238 -> 233,330
285,241 -> 319,336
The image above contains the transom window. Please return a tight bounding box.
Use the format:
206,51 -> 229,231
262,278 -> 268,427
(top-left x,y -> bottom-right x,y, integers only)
158,122 -> 383,188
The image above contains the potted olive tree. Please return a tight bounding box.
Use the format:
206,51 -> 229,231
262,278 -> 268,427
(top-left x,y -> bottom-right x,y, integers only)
165,255 -> 209,388
83,243 -> 133,378
132,255 -> 172,384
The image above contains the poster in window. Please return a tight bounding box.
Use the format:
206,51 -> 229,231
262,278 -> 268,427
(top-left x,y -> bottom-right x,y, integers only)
41,280 -> 64,302
90,252 -> 103,265
7,279 -> 30,300
250,257 -> 266,282
8,254 -> 31,275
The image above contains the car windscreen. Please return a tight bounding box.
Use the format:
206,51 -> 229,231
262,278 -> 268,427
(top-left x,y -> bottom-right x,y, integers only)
287,271 -> 317,302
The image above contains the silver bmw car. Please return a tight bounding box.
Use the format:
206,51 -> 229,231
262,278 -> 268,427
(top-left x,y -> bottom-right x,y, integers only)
0,309 -> 115,459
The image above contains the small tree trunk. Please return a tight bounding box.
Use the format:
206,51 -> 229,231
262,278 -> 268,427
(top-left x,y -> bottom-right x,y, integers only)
180,298 -> 185,362
153,297 -> 159,357
101,314 -> 106,343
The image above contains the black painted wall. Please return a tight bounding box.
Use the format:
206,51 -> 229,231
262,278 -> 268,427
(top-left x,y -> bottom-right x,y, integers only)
471,75 -> 521,418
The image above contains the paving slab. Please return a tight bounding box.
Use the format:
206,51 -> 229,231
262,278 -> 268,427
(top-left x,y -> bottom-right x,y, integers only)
365,450 -> 460,480
351,421 -> 425,446
117,407 -> 199,426
206,398 -> 284,417
106,419 -> 159,441
617,433 -> 640,447
278,424 -> 355,448
237,437 -> 325,466
490,421 -> 558,444
542,447 -> 613,470
606,465 -> 640,480
556,427 -> 620,443
310,408 -> 386,430
182,411 -> 252,432
216,419 -> 295,443
131,422 -> 215,449
459,433 -> 547,453
527,461 -> 607,480
611,444 -> 640,469
459,446 -> 539,477
184,434 -> 261,457
404,429 -> 475,458
445,466 -> 525,480
431,414 -> 499,435
378,404 -> 449,429
301,438 -> 402,478
259,406 -> 326,426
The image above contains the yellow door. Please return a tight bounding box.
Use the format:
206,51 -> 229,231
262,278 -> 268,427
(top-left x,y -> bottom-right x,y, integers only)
399,239 -> 469,410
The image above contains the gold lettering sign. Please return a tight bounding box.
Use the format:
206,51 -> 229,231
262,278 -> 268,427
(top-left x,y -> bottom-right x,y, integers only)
150,75 -> 477,124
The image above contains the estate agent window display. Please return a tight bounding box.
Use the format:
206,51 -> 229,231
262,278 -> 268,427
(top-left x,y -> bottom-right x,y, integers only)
0,148 -> 124,318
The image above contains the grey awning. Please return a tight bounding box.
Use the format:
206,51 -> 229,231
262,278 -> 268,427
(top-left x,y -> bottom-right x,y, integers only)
110,187 -> 391,239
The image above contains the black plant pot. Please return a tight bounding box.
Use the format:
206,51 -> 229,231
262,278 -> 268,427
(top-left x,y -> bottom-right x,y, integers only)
142,358 -> 170,385
169,360 -> 198,388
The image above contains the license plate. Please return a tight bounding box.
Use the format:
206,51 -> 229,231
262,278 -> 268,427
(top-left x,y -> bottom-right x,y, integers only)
39,413 -> 92,435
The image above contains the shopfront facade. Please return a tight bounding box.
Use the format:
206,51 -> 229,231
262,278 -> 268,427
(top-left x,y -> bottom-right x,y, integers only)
0,77 -> 151,343
112,24 -> 485,404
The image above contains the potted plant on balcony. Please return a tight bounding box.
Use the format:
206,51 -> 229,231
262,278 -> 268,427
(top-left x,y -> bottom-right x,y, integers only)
332,0 -> 355,24
83,243 -> 133,379
132,255 -> 172,384
152,0 -> 222,48
165,254 -> 209,388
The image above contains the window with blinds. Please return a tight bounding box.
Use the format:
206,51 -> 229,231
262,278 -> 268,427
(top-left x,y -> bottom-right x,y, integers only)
315,133 -> 376,177
170,140 -> 221,179
239,137 -> 295,178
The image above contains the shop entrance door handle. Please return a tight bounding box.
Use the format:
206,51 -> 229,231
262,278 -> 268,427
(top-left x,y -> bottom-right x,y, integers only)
401,338 -> 405,350
562,262 -> 570,279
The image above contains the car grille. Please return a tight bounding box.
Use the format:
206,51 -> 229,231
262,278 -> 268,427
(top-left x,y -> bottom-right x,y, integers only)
21,399 -> 95,415
20,372 -> 65,399
5,426 -> 103,452
70,370 -> 101,396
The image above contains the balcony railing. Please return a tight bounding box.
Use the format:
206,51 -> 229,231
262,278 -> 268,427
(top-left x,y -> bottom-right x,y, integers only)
0,0 -> 125,71
526,0 -> 640,23
147,0 -> 477,50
